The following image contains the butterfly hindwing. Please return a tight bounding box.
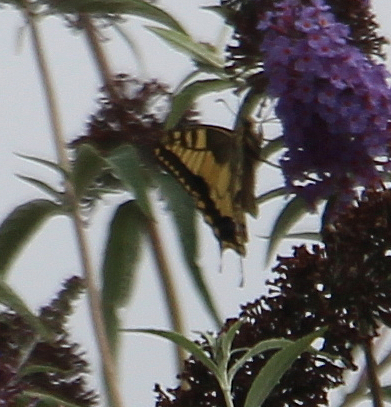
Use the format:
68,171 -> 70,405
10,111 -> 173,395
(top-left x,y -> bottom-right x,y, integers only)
154,125 -> 259,255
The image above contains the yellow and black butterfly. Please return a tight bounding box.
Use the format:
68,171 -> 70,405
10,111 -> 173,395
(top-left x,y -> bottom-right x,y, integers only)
154,123 -> 262,256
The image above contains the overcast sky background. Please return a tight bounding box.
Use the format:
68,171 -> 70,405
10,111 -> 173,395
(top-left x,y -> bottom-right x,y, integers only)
1,1 -> 391,406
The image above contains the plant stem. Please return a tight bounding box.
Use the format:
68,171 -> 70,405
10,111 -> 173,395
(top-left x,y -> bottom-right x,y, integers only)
78,14 -> 187,372
23,5 -> 124,407
362,337 -> 383,407
147,218 -> 187,371
218,376 -> 235,407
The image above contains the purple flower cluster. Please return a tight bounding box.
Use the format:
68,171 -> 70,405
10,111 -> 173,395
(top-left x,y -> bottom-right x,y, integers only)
258,0 -> 391,207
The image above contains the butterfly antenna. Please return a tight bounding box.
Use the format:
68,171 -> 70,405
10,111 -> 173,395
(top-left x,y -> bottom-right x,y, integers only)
239,257 -> 245,288
218,248 -> 223,274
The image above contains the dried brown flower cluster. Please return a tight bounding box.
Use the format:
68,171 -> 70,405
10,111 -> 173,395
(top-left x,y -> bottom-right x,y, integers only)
156,189 -> 391,407
71,74 -> 198,152
0,277 -> 98,406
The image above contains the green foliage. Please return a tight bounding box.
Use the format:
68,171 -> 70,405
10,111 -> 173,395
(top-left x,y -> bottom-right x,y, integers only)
106,145 -> 153,218
71,144 -> 106,199
3,1 -> 387,406
244,328 -> 327,407
259,137 -> 284,162
101,200 -> 146,356
16,175 -> 63,201
266,196 -> 310,264
127,324 -> 327,407
147,26 -> 224,68
166,79 -> 237,130
256,187 -> 287,206
0,277 -> 96,406
0,280 -> 52,339
0,199 -> 61,279
21,391 -> 91,407
156,171 -> 222,327
15,154 -> 67,177
40,0 -> 187,33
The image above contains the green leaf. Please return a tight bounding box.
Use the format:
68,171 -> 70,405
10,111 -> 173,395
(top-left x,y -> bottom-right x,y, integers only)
101,200 -> 146,356
16,153 -> 67,178
0,280 -> 52,340
166,79 -> 236,129
106,145 -> 152,218
120,0 -> 187,33
221,320 -> 243,359
71,144 -> 105,199
20,364 -> 71,376
381,386 -> 391,400
228,338 -> 293,381
22,390 -> 88,407
235,88 -> 267,130
0,199 -> 61,278
260,136 -> 284,161
266,196 -> 309,265
256,187 -> 287,206
215,320 -> 243,367
147,26 -> 224,68
199,331 -> 218,359
44,0 -> 187,33
123,328 -> 219,375
17,175 -> 62,200
285,232 -> 321,241
244,327 -> 327,407
157,172 -> 222,327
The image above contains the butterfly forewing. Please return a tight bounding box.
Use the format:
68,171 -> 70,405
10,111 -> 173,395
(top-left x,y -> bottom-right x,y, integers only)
154,125 -> 259,256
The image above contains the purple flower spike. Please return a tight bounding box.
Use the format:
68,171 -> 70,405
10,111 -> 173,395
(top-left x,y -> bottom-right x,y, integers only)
258,0 -> 391,208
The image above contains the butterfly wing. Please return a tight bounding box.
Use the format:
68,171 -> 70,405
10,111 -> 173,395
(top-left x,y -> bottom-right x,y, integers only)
154,126 -> 248,255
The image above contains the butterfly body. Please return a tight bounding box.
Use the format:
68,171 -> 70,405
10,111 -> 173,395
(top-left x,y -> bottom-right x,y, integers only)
154,125 -> 261,255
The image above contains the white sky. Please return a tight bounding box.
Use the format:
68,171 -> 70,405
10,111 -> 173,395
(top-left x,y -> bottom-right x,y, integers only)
1,1 -> 391,406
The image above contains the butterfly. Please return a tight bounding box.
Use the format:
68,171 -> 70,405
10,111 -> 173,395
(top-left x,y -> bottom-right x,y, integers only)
154,123 -> 261,255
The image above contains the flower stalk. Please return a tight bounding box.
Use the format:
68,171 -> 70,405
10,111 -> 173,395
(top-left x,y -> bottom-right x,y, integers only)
362,337 -> 383,407
22,4 -> 124,407
78,14 -> 187,371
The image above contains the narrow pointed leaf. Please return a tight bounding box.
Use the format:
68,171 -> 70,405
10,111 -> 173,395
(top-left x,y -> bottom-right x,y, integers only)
157,172 -> 222,327
199,332 -> 218,359
0,199 -> 61,278
166,79 -> 235,129
106,145 -> 152,218
221,320 -> 243,356
244,327 -> 327,407
228,338 -> 292,381
147,27 -> 224,68
20,364 -> 70,376
101,200 -> 146,356
215,320 -> 243,368
17,175 -> 62,200
71,144 -> 105,199
256,187 -> 287,206
16,153 -> 67,178
266,196 -> 309,265
45,0 -> 187,33
285,232 -> 321,241
381,386 -> 391,400
235,88 -> 267,130
123,328 -> 218,374
122,0 -> 187,33
22,390 -> 88,407
260,136 -> 284,161
0,280 -> 51,339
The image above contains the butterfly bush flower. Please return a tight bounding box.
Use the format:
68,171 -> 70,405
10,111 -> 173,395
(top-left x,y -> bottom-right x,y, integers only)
258,0 -> 391,207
